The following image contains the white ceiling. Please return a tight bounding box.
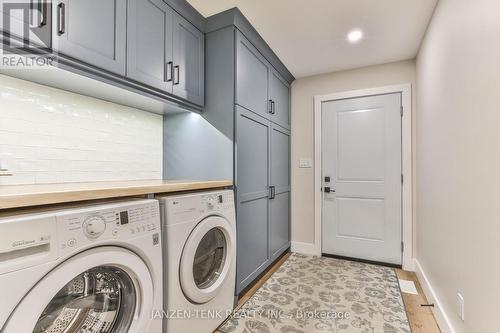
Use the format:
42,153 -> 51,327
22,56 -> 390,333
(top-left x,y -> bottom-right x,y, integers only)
187,0 -> 438,78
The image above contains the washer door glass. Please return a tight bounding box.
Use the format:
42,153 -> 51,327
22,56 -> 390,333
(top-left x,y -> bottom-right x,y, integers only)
33,266 -> 136,333
193,227 -> 227,289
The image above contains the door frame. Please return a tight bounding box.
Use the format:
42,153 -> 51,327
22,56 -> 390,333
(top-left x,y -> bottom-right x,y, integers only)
313,84 -> 413,270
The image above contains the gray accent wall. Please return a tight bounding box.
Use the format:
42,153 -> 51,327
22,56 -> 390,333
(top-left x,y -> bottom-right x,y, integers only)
204,27 -> 236,141
163,112 -> 233,180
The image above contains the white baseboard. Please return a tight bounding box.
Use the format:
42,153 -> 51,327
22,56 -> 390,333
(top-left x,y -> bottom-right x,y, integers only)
414,259 -> 456,333
291,241 -> 317,256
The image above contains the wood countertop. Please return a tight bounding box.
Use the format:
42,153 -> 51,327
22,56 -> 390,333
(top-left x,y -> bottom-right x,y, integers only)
0,179 -> 233,210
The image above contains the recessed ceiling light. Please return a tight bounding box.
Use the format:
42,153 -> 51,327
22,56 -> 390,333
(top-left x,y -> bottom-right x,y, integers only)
347,29 -> 363,43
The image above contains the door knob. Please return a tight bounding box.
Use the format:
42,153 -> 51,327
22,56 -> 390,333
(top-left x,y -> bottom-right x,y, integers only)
323,187 -> 335,193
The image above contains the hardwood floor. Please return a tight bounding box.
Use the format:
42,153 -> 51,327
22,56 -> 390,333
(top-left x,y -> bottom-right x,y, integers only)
215,254 -> 441,332
395,269 -> 441,333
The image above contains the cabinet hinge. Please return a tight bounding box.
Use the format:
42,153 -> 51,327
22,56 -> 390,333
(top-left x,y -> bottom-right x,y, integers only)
401,241 -> 404,252
400,106 -> 403,117
401,174 -> 404,184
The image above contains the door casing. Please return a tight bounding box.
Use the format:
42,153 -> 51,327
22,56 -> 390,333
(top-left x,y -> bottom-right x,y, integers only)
313,84 -> 413,271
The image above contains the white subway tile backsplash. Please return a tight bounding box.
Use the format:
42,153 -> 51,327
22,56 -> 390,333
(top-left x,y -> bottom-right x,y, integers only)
0,75 -> 163,185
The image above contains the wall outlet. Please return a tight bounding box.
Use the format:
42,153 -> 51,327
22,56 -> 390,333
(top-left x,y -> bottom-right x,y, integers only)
457,293 -> 465,321
299,158 -> 313,168
0,154 -> 11,171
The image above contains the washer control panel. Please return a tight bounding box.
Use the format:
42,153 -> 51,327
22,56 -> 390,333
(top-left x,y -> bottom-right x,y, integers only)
57,200 -> 160,253
82,215 -> 107,239
163,190 -> 235,225
203,192 -> 233,211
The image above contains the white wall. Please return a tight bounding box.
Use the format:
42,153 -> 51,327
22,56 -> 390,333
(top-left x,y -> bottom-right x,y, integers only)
0,75 -> 163,185
416,0 -> 500,332
291,60 -> 416,247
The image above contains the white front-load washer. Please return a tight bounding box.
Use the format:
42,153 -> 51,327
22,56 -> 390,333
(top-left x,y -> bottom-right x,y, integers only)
158,190 -> 236,333
0,199 -> 163,333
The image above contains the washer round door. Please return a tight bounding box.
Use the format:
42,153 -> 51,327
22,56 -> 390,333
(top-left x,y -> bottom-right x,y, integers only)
4,247 -> 155,333
180,215 -> 234,304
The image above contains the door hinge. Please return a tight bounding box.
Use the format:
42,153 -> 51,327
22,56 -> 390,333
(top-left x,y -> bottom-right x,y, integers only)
401,241 -> 404,252
400,106 -> 403,117
401,174 -> 404,184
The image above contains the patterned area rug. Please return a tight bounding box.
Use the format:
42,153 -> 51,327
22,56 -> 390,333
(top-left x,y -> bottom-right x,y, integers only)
220,254 -> 410,333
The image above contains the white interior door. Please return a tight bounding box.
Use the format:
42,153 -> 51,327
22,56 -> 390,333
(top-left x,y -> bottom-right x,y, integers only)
321,93 -> 402,265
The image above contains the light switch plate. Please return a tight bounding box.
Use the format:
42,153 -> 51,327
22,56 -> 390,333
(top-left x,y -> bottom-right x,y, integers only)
299,158 -> 312,168
0,154 -> 11,171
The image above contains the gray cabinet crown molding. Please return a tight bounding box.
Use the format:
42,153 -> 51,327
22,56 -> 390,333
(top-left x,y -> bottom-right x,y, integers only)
206,7 -> 295,85
163,0 -> 206,32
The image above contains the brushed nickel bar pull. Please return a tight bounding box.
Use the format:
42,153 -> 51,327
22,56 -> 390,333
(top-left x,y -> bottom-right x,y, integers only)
165,61 -> 173,82
57,2 -> 65,35
269,186 -> 276,199
173,65 -> 180,85
39,0 -> 48,27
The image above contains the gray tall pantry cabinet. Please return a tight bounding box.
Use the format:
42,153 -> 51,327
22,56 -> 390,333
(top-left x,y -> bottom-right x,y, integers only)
234,30 -> 292,293
164,8 -> 294,295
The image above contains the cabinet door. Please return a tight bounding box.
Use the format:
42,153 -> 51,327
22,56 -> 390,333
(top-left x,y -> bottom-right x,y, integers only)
269,70 -> 291,129
0,0 -> 51,48
235,106 -> 270,294
236,31 -> 270,118
52,0 -> 126,75
172,13 -> 204,105
126,0 -> 173,91
270,124 -> 291,259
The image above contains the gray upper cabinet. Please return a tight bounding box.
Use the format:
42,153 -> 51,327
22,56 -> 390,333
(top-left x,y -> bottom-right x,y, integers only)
52,0 -> 127,75
0,0 -> 51,48
127,1 -> 204,105
1,0 -> 205,108
236,31 -> 291,130
269,70 -> 291,129
172,13 -> 204,106
127,0 -> 173,91
236,31 -> 270,118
